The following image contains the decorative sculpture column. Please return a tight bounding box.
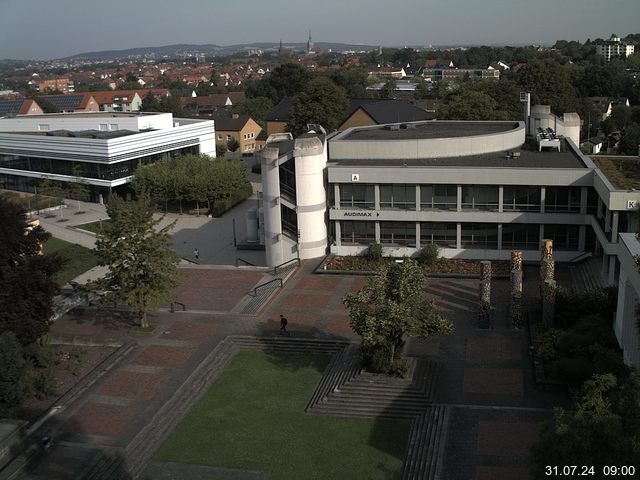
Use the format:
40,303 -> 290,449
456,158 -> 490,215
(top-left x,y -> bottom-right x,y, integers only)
510,250 -> 523,329
542,279 -> 557,327
479,260 -> 492,329
540,239 -> 555,283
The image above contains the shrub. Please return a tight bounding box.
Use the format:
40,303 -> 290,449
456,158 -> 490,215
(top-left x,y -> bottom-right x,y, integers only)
535,328 -> 562,363
360,342 -> 391,373
549,357 -> 594,386
210,184 -> 254,217
418,244 -> 439,266
28,370 -> 59,400
0,332 -> 28,413
23,336 -> 54,368
367,243 -> 383,262
554,287 -> 618,328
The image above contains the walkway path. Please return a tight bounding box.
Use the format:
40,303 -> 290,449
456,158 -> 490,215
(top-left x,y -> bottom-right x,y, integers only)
10,262 -> 568,480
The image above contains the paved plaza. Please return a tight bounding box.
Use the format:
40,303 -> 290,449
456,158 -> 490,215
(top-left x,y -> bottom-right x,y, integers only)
15,259 -> 568,480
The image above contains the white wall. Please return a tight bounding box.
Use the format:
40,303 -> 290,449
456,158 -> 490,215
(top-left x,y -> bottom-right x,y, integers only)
0,112 -> 174,132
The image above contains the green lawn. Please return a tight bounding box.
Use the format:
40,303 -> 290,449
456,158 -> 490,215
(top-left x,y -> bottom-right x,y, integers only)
154,351 -> 410,480
43,238 -> 98,286
74,220 -> 110,234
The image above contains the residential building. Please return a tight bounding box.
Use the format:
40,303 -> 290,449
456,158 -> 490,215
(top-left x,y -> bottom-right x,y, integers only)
182,93 -> 246,116
596,35 -> 635,61
38,77 -> 74,93
0,99 -> 44,117
0,112 -> 215,203
90,91 -> 143,112
38,94 -> 99,113
213,113 -> 262,154
421,67 -> 500,82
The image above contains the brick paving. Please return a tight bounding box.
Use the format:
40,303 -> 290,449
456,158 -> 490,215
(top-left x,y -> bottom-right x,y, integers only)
24,261 -> 574,480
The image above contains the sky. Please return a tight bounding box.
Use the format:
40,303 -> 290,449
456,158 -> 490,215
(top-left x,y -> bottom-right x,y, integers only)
0,0 -> 638,60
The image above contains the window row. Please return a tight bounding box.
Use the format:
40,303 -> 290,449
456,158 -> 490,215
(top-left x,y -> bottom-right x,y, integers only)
335,184 -> 585,213
339,221 -> 580,250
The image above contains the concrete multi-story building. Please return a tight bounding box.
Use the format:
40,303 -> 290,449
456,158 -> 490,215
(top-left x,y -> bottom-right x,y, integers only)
259,110 -> 640,366
38,77 -> 74,94
596,35 -> 635,61
0,112 -> 215,202
90,91 -> 143,112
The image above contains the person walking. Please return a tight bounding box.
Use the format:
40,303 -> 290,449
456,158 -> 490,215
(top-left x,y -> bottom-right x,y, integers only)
279,314 -> 288,333
193,248 -> 199,261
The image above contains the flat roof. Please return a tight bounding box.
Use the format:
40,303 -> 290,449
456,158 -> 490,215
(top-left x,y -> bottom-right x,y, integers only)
329,140 -> 587,169
592,156 -> 640,189
3,112 -> 159,119
340,121 -> 519,141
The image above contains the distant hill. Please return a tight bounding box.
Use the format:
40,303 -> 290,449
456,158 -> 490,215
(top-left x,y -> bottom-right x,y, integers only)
62,42 -> 380,61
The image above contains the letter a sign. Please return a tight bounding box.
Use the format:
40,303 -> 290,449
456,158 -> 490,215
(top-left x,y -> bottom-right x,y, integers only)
351,173 -> 360,182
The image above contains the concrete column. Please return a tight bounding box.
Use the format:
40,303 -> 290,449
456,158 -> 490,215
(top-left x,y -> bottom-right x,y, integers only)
611,212 -> 619,242
415,185 -> 421,212
457,185 -> 462,212
605,207 -> 611,233
261,148 -> 284,267
335,221 -> 341,247
608,256 -> 616,286
498,186 -> 504,213
374,184 -> 380,210
578,225 -> 586,252
415,222 -> 421,249
375,221 -> 380,243
580,186 -> 588,215
497,224 -> 503,250
540,186 -> 546,213
456,223 -> 462,249
334,184 -> 340,209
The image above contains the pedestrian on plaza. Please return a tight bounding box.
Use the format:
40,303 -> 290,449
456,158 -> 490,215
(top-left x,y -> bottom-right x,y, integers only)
280,314 -> 288,333
194,248 -> 199,260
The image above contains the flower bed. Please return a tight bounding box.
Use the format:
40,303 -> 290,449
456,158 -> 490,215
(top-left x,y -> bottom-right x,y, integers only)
324,255 -> 511,276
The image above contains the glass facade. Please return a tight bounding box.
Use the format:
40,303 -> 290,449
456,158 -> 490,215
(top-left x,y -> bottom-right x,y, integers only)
544,224 -> 579,250
420,184 -> 457,210
503,186 -> 541,211
0,146 -> 198,182
460,223 -> 499,249
545,186 -> 581,213
420,222 -> 457,247
278,159 -> 296,202
341,221 -> 375,244
502,223 -> 539,250
380,221 -> 415,245
281,205 -> 298,239
380,184 -> 415,210
462,185 -> 499,210
340,184 -> 375,209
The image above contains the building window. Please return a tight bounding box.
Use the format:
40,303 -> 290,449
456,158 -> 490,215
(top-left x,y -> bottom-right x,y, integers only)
109,124 -> 118,131
341,221 -> 376,245
462,185 -> 498,211
281,205 -> 298,240
380,222 -> 415,245
502,223 -> 539,250
544,224 -> 579,250
217,135 -> 223,141
503,186 -> 541,211
420,184 -> 457,210
380,184 -> 416,210
420,222 -> 457,247
341,184 -> 375,209
38,124 -> 50,131
545,186 -> 581,213
460,223 -> 499,249
279,159 -> 296,202
226,135 -> 232,141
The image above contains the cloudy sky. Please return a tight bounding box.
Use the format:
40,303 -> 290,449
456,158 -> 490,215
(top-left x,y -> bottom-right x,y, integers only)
0,0 -> 638,60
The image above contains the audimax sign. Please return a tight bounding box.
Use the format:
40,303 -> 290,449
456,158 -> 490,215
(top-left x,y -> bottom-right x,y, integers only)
342,211 -> 380,217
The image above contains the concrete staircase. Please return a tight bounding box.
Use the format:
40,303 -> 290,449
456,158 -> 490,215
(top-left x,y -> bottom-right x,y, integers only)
307,355 -> 441,419
569,257 -> 607,293
400,405 -> 450,480
233,261 -> 299,315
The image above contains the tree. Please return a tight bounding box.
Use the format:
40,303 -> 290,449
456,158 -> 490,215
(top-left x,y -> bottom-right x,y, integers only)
245,63 -> 311,103
227,136 -> 240,153
343,260 -> 453,373
618,123 -> 640,155
437,89 -> 511,120
530,373 -> 640,478
515,60 -> 578,114
90,195 -> 179,328
0,196 -> 62,345
331,67 -> 370,98
235,96 -> 273,126
68,166 -> 90,212
140,92 -> 160,112
158,94 -> 184,117
380,79 -> 397,99
0,332 -> 28,415
287,77 -> 348,135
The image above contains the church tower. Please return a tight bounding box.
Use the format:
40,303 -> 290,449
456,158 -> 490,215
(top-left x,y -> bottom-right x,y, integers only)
306,31 -> 314,54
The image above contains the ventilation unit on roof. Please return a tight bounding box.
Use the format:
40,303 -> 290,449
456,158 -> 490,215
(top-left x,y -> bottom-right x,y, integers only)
384,124 -> 400,131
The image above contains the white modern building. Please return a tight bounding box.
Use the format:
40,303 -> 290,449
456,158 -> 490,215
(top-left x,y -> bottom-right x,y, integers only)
596,35 -> 635,62
259,110 -> 640,367
0,112 -> 215,202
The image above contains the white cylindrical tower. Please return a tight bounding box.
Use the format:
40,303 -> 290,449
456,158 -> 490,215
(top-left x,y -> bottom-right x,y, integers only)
260,145 -> 284,267
294,136 -> 328,260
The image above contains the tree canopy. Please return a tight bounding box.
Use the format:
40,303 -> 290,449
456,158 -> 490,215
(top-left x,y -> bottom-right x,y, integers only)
90,195 -> 179,328
0,196 -> 62,345
245,63 -> 311,104
530,372 -> 640,478
287,76 -> 348,135
343,259 -> 453,373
